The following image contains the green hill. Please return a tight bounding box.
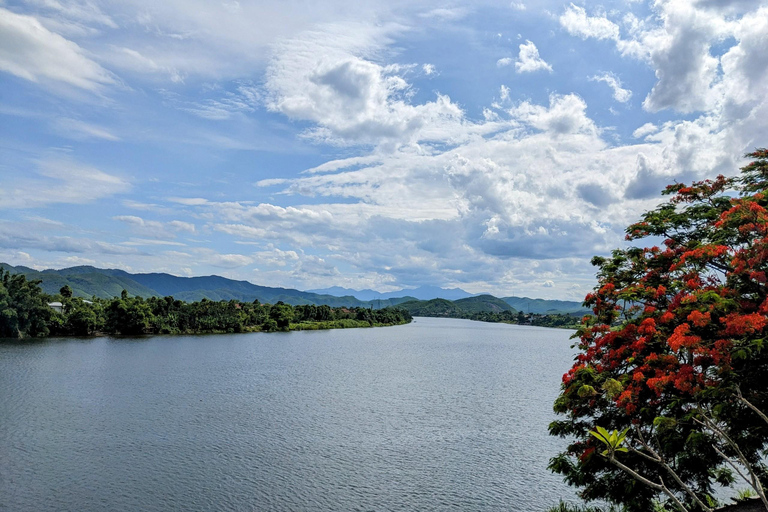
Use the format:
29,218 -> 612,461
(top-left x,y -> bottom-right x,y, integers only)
398,298 -> 466,317
0,263 -> 409,308
501,296 -> 587,315
454,294 -> 514,313
1,264 -> 157,298
0,263 -> 588,317
399,296 -> 517,317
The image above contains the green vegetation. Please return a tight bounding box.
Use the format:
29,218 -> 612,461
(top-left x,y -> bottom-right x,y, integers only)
0,269 -> 411,339
398,295 -> 583,328
0,263 -> 412,308
0,271 -> 52,338
549,149 -> 768,512
453,294 -> 514,313
502,296 -> 589,315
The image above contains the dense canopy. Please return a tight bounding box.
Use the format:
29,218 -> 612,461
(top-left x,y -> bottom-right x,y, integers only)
550,149 -> 768,511
0,273 -> 411,338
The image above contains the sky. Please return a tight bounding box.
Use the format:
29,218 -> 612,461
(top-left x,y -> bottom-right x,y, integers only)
1,0 -> 768,299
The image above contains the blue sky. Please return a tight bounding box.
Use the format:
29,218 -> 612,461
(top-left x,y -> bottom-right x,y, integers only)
1,0 -> 768,299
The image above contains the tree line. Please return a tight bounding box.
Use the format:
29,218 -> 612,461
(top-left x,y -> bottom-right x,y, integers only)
467,310 -> 582,328
0,275 -> 412,338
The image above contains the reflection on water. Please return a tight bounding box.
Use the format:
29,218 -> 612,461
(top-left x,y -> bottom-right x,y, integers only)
0,317 -> 577,511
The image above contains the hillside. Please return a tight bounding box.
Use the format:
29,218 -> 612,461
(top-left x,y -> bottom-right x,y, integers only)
0,263 -> 588,316
0,264 -> 406,308
397,298 -> 467,317
454,295 -> 514,313
399,296 -> 516,316
1,265 -> 158,298
308,285 -> 474,301
501,296 -> 587,315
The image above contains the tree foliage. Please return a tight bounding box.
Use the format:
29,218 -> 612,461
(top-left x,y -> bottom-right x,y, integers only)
0,274 -> 412,339
550,149 -> 768,511
0,270 -> 51,338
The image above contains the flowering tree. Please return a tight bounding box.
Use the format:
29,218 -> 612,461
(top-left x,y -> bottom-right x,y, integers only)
549,149 -> 768,511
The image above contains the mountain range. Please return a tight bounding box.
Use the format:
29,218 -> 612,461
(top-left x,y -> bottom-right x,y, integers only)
307,285 -> 475,301
0,263 -> 588,314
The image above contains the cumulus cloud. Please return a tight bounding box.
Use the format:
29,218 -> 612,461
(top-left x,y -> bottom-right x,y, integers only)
590,73 -> 632,102
559,4 -> 620,41
265,22 -> 466,146
632,122 -> 658,139
515,40 -> 552,73
510,93 -> 598,136
0,8 -> 115,91
559,1 -> 768,116
4,0 -> 768,296
166,88 -> 688,292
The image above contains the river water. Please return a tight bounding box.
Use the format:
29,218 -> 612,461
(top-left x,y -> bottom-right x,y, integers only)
0,317 -> 578,511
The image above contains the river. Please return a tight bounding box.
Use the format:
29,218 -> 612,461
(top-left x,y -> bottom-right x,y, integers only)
0,317 -> 578,511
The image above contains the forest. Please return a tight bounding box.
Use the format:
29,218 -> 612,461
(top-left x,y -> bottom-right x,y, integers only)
0,271 -> 412,338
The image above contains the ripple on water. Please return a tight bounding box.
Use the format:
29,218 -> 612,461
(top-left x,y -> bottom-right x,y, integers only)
0,318 -> 577,511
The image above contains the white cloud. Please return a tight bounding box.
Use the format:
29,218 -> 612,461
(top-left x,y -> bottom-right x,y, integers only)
589,72 -> 632,102
207,253 -> 254,268
0,221 -> 141,256
499,84 -> 511,101
165,90 -> 689,293
265,22 -> 466,146
168,221 -> 196,233
0,8 -> 115,91
515,40 -> 552,73
254,247 -> 300,267
160,81 -> 262,119
0,159 -> 129,209
632,122 -> 657,139
419,8 -> 467,21
497,57 -> 513,67
638,2 -> 728,113
52,118 -> 120,140
559,4 -> 620,41
113,215 -> 196,239
510,93 -> 598,136
25,0 -> 117,29
559,2 -> 768,116
4,0 -> 768,296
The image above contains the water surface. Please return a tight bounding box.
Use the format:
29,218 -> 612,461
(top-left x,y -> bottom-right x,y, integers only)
0,317 -> 577,511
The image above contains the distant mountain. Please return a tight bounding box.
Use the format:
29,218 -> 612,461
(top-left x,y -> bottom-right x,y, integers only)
501,296 -> 587,315
2,264 -> 158,298
0,263 -> 589,314
308,284 -> 475,301
0,263 -> 407,308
